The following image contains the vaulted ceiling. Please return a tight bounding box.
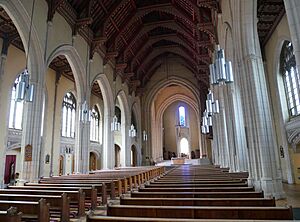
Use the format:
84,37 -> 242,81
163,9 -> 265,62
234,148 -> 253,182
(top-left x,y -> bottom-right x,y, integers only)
49,0 -> 220,94
0,0 -> 287,97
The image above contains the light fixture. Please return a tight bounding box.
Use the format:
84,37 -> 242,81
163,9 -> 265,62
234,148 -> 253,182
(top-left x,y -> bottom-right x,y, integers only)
209,45 -> 234,85
143,130 -> 148,141
15,0 -> 36,102
129,124 -> 136,138
15,69 -> 35,102
111,115 -> 121,131
206,90 -> 219,115
80,100 -> 91,123
201,90 -> 219,134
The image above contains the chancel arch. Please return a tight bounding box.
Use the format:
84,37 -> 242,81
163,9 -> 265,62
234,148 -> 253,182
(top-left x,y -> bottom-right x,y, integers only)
151,83 -> 202,163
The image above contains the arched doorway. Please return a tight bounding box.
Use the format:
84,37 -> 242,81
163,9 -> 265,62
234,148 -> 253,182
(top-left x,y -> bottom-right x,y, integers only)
180,138 -> 189,157
115,144 -> 121,167
89,152 -> 97,171
131,145 -> 137,167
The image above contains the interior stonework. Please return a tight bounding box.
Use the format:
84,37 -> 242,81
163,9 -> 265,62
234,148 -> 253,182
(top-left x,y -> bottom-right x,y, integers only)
0,0 -> 298,202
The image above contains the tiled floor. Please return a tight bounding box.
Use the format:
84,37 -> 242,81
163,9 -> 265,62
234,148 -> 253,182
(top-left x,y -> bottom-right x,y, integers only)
276,183 -> 300,207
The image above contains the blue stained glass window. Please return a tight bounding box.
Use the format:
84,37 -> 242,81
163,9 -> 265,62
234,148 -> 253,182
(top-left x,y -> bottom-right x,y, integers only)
179,106 -> 186,126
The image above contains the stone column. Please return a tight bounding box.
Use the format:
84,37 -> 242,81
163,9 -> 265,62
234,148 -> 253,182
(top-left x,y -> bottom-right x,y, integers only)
233,0 -> 284,198
103,113 -> 114,169
81,120 -> 90,174
20,76 -> 45,182
0,39 -> 9,188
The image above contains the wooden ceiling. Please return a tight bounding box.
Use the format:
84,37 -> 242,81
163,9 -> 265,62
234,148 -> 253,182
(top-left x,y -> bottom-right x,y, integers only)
50,0 -> 220,94
257,0 -> 285,47
0,0 -> 287,96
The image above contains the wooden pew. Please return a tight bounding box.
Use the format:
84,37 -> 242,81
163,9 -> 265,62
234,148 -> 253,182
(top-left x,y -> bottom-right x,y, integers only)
120,196 -> 276,206
25,182 -> 108,205
0,193 -> 69,222
145,182 -> 248,188
0,207 -> 22,222
39,179 -> 120,198
0,199 -> 50,222
150,180 -> 243,184
130,191 -> 264,198
9,185 -> 97,210
138,187 -> 254,193
0,189 -> 85,217
106,204 -> 293,220
88,215 -> 297,222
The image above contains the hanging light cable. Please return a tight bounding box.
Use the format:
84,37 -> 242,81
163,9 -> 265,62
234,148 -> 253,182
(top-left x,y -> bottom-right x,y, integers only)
16,0 -> 36,102
81,25 -> 92,123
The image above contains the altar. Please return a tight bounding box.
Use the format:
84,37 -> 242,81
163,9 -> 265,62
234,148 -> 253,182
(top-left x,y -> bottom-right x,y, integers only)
171,157 -> 186,165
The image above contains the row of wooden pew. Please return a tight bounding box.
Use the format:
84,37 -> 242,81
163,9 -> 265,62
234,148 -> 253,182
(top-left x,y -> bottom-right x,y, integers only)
88,165 -> 294,221
0,166 -> 164,222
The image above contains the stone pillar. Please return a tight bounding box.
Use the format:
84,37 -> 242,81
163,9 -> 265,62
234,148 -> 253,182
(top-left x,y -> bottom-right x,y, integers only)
103,113 -> 114,169
213,86 -> 230,168
20,76 -> 44,183
233,0 -> 284,198
81,120 -> 90,174
0,38 -> 9,188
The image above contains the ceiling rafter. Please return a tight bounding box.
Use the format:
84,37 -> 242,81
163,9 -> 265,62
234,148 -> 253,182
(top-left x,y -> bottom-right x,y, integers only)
46,0 -> 220,92
130,34 -> 205,69
136,46 -> 198,77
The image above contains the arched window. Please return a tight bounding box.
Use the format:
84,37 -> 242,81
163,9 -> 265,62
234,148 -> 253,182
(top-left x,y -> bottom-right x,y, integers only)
280,41 -> 300,117
9,75 -> 24,130
90,106 -> 100,142
61,92 -> 76,138
179,106 -> 186,126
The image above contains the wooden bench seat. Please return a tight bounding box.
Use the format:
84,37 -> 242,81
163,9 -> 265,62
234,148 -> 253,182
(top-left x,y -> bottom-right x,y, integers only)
0,193 -> 69,222
39,179 -> 122,197
0,207 -> 22,222
25,182 -> 108,205
0,199 -> 50,222
145,182 -> 248,188
120,196 -> 275,206
138,187 -> 254,193
150,180 -> 243,184
9,185 -> 98,210
131,191 -> 264,198
87,215 -> 290,222
0,189 -> 85,217
107,204 -> 293,220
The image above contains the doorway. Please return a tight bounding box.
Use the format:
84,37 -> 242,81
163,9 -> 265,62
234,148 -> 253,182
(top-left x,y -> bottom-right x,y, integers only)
4,155 -> 16,184
115,144 -> 121,167
89,152 -> 97,171
131,145 -> 137,166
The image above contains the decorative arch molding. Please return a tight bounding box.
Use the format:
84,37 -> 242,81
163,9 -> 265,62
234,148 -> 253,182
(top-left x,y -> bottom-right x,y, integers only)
89,149 -> 101,159
144,76 -> 200,114
271,36 -> 295,184
90,73 -> 114,168
115,90 -> 130,166
152,93 -> 200,162
143,76 -> 200,164
0,0 -> 44,82
47,44 -> 85,103
91,73 -> 114,117
287,128 -> 300,145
